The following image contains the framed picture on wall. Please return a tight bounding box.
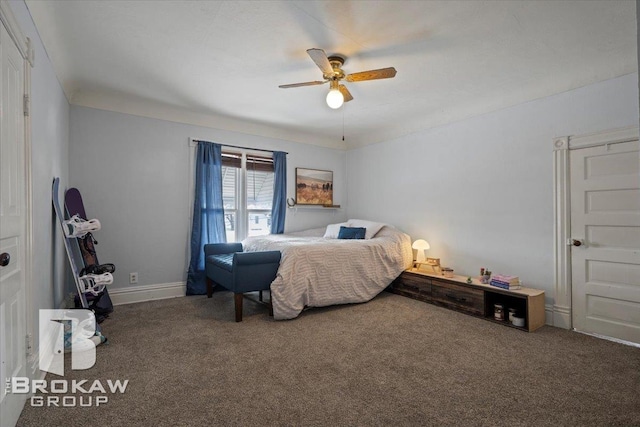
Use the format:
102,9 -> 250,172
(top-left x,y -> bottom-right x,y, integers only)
295,168 -> 333,205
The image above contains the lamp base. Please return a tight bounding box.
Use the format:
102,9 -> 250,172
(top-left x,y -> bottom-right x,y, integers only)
414,258 -> 441,274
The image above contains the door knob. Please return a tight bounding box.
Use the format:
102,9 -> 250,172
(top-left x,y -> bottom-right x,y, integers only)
0,252 -> 10,267
572,239 -> 583,247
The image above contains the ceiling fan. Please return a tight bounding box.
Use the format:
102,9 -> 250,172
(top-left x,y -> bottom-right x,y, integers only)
279,48 -> 397,109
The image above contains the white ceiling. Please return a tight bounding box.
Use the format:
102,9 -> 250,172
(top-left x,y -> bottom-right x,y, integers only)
26,0 -> 637,149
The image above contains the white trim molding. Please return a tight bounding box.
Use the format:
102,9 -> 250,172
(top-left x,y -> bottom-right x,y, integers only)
0,2 -> 34,66
552,136 -> 572,329
71,91 -> 347,150
567,126 -> 638,150
552,126 -> 640,330
108,282 -> 186,306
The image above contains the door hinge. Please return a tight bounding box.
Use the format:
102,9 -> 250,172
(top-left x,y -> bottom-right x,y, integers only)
23,94 -> 29,117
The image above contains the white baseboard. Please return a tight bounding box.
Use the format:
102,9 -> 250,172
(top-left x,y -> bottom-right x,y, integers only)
109,282 -> 186,306
545,304 -> 555,327
540,303 -> 572,329
551,304 -> 571,329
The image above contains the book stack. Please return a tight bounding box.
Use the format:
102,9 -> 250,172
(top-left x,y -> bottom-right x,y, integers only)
489,274 -> 522,290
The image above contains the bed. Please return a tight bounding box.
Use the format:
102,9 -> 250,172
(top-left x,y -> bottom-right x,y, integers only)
242,220 -> 413,320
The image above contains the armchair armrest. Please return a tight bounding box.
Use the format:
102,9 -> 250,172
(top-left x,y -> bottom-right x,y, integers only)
234,251 -> 281,266
205,243 -> 243,257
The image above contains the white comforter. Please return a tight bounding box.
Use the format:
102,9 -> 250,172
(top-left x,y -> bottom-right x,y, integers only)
242,226 -> 413,320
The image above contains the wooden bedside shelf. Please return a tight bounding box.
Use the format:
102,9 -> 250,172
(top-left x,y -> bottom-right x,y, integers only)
387,269 -> 545,332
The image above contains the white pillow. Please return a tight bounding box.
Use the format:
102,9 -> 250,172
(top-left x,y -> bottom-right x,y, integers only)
348,219 -> 386,240
323,222 -> 350,239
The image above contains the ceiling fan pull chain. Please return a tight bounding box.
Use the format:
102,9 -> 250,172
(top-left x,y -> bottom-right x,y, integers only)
342,108 -> 345,142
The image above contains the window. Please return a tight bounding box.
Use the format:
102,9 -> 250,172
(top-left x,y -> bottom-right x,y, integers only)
221,151 -> 273,242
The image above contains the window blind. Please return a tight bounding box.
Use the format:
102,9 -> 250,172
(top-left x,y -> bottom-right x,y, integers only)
222,152 -> 273,172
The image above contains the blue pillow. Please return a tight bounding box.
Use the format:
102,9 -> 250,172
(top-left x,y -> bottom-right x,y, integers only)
338,226 -> 366,239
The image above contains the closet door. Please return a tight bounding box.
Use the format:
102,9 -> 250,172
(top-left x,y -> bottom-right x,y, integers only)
570,138 -> 640,344
0,19 -> 27,427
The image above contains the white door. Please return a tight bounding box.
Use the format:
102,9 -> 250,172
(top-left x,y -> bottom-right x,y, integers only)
0,21 -> 27,427
570,138 -> 640,344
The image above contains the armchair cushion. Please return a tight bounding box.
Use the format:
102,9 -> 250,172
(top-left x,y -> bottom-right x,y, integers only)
207,253 -> 235,272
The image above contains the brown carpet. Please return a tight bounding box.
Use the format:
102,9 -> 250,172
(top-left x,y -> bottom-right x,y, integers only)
17,292 -> 640,426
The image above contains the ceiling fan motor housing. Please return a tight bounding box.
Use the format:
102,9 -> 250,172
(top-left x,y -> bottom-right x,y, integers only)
325,55 -> 346,80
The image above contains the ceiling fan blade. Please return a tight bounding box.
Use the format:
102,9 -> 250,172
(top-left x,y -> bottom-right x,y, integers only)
345,67 -> 397,82
279,80 -> 327,89
339,84 -> 353,102
307,48 -> 334,75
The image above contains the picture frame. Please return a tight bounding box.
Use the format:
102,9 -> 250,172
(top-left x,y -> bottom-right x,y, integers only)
295,167 -> 333,206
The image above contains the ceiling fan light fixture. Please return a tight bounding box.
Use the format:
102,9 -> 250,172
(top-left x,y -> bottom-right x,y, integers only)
326,80 -> 344,109
326,89 -> 344,109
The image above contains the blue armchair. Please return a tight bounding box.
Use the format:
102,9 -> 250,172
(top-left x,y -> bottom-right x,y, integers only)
204,243 -> 281,322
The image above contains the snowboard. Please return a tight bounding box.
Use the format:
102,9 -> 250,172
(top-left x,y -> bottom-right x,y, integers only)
52,177 -> 89,308
52,177 -> 107,344
65,186 -> 115,322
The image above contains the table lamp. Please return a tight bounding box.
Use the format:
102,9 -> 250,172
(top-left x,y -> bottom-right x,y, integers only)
412,239 -> 430,263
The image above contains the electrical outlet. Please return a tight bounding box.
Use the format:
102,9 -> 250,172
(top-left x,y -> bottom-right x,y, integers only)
129,272 -> 138,284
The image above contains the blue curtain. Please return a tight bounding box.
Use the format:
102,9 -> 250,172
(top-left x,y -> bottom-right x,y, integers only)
186,142 -> 226,295
270,151 -> 287,234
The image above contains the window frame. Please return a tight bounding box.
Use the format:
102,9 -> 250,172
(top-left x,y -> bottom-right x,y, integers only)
222,150 -> 274,242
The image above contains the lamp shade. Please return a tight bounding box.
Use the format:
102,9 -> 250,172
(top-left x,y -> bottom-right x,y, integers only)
412,239 -> 430,263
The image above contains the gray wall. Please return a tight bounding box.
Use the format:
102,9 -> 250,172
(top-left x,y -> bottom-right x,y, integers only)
346,73 -> 639,308
9,0 -> 70,348
68,73 -> 639,300
69,106 -> 347,289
